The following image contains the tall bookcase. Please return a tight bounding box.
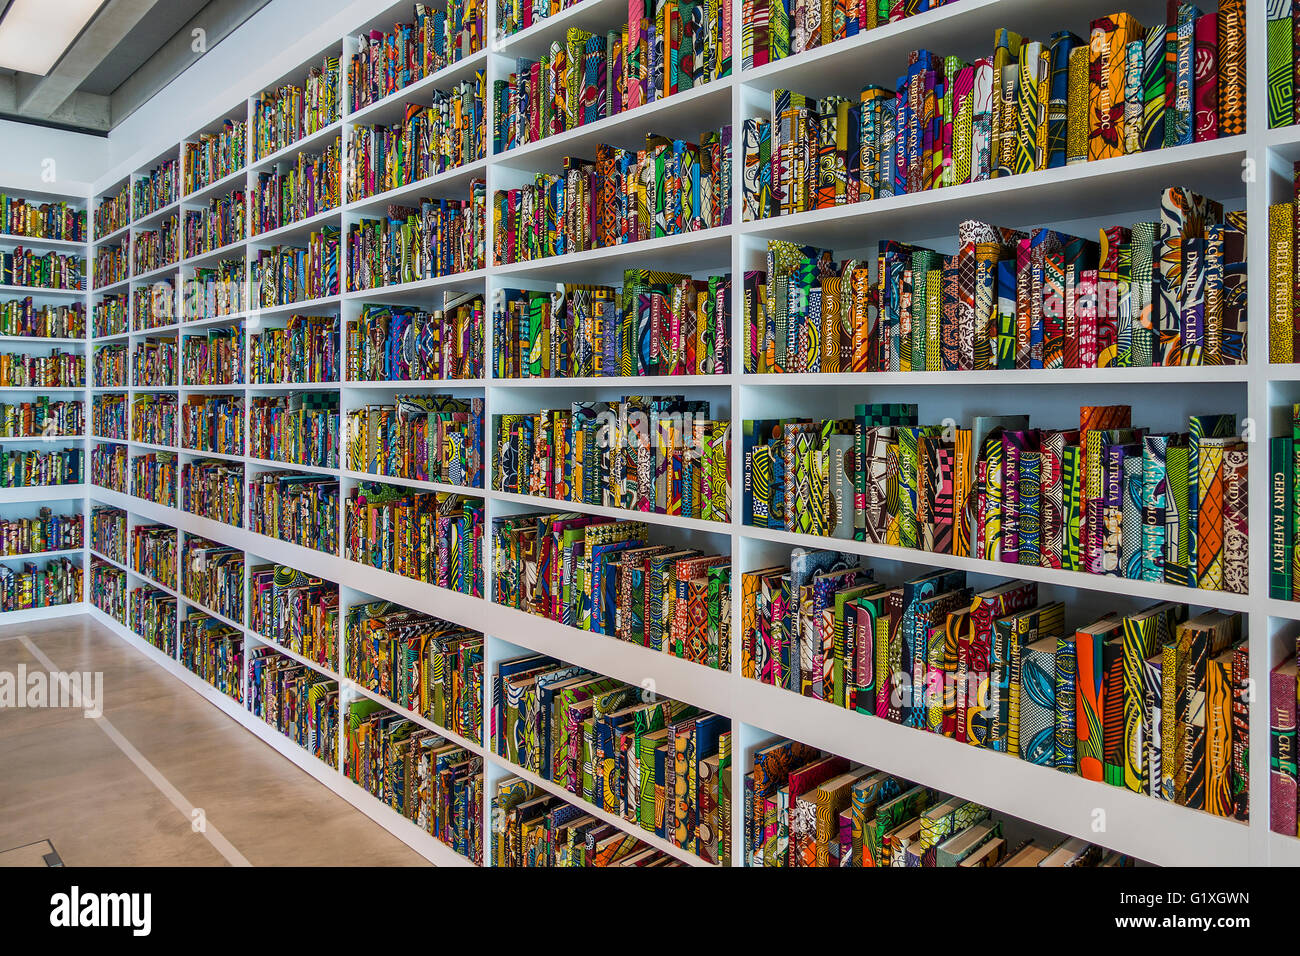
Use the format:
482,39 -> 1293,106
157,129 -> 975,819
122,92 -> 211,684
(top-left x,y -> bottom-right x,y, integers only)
0,0 -> 1280,866
0,180 -> 90,625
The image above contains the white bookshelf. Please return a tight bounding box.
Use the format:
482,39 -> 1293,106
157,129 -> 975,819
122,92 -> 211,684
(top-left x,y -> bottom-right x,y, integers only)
0,0 -> 1286,867
0,183 -> 91,627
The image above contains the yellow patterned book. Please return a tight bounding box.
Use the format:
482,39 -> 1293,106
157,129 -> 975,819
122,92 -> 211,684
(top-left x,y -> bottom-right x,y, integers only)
1087,14 -> 1142,161
1270,202 -> 1294,363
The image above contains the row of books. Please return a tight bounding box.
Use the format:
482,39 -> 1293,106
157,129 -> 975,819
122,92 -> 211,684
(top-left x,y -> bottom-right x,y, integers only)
1267,411 -> 1300,600
741,6 -> 1244,222
252,55 -> 341,161
492,513 -> 731,669
94,188 -> 129,240
0,349 -> 84,388
3,299 -> 85,339
250,392 -> 337,467
0,399 -> 83,438
345,298 -> 484,381
93,394 -> 126,441
183,328 -> 241,386
134,337 -> 177,387
347,1 -> 485,113
133,159 -> 179,219
347,77 -> 484,201
748,198 -> 1246,374
93,295 -> 125,337
745,736 -> 1128,867
344,696 -> 483,863
0,507 -> 83,557
181,394 -> 243,457
91,444 -> 125,492
740,0 -> 963,67
344,482 -> 483,595
93,345 -> 125,387
493,129 -> 732,263
180,611 -> 244,703
0,194 -> 85,242
493,654 -> 730,862
492,776 -> 687,866
346,194 -> 485,290
2,248 -> 83,291
130,586 -> 176,654
181,536 -> 243,624
248,645 -> 338,765
743,404 -> 1249,594
131,451 -> 177,506
183,260 -> 245,318
0,447 -> 82,487
493,273 -> 732,379
91,559 -> 126,622
345,599 -> 483,739
182,193 -> 246,258
183,120 -> 246,196
250,230 -> 340,306
248,471 -> 337,553
131,220 -> 180,276
131,394 -> 177,447
90,506 -> 127,564
345,394 -> 484,488
740,553 -> 1248,817
181,458 -> 243,526
252,141 -> 341,235
94,242 -> 126,288
250,317 -> 334,384
0,556 -> 81,612
132,284 -> 174,332
494,398 -> 732,520
250,562 -> 339,671
130,524 -> 177,589
494,0 -> 732,152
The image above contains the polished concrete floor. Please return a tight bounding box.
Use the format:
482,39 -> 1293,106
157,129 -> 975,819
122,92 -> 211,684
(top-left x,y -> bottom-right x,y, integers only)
0,615 -> 428,866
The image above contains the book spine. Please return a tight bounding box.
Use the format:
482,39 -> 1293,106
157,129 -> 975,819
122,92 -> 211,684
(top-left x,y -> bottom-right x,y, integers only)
1273,437 -> 1295,599
1273,665 -> 1298,836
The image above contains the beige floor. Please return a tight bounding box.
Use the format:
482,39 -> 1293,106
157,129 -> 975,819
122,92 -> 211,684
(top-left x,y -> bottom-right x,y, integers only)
0,615 -> 428,866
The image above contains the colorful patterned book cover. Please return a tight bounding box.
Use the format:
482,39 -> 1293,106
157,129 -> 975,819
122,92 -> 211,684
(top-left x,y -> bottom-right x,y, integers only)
1220,447 -> 1247,595
1135,23 -> 1165,153
1270,659 -> 1298,835
1018,637 -> 1057,767
1076,615 -> 1122,782
1204,646 -> 1235,817
1165,440 -> 1191,586
1054,636 -> 1078,772
1269,201 -> 1293,363
1167,4 -> 1196,147
963,580 -> 1037,749
1182,614 -> 1237,811
1230,643 -> 1249,821
1267,0 -> 1294,129
1088,14 -> 1140,161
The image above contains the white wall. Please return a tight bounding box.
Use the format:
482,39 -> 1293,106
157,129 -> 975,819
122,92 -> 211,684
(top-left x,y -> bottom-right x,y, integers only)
0,118 -> 107,198
0,0 -> 376,198
96,0 -> 363,190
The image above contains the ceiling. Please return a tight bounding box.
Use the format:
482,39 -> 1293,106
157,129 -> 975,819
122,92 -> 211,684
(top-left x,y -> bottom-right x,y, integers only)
0,0 -> 270,134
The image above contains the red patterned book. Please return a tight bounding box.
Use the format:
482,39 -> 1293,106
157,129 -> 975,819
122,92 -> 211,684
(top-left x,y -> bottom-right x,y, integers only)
1192,13 -> 1218,142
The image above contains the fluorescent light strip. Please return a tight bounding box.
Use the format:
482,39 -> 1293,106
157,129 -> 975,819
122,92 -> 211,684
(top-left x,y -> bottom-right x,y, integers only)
0,0 -> 103,76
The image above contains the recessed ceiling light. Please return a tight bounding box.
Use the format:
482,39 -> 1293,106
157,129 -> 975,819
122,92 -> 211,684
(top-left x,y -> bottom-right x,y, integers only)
0,0 -> 104,76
